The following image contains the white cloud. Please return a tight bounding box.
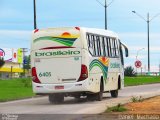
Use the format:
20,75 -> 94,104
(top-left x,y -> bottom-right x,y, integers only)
0,30 -> 31,40
119,32 -> 160,41
128,46 -> 160,51
0,30 -> 31,48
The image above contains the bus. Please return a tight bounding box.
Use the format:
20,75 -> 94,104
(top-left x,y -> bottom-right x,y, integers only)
31,27 -> 128,103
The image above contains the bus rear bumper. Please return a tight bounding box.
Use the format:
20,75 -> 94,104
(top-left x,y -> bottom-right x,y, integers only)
32,81 -> 89,94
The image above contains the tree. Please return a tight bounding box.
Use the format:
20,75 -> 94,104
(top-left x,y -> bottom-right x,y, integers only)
124,66 -> 136,77
0,57 -> 5,68
23,55 -> 31,70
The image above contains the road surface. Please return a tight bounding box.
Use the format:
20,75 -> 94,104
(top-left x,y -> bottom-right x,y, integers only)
0,83 -> 160,119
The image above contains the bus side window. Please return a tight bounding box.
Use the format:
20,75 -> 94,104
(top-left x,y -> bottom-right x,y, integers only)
111,38 -> 116,57
96,36 -> 102,56
107,37 -> 112,57
114,39 -> 119,57
103,37 -> 108,57
101,37 -> 106,56
87,34 -> 91,47
87,34 -> 94,56
92,35 -> 98,56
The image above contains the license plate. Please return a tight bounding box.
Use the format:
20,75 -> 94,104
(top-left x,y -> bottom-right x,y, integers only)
55,86 -> 64,90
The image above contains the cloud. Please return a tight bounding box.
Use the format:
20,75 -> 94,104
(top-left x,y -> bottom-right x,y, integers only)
128,46 -> 160,51
0,30 -> 31,48
0,30 -> 31,40
119,32 -> 160,41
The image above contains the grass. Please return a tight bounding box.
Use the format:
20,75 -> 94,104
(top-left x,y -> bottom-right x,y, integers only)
0,75 -> 159,102
106,103 -> 127,112
0,78 -> 35,102
124,76 -> 160,86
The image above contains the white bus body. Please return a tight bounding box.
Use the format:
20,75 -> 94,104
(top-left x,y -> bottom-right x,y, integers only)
31,27 -> 128,103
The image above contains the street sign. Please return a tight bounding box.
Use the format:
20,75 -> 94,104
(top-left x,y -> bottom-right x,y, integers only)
135,60 -> 142,68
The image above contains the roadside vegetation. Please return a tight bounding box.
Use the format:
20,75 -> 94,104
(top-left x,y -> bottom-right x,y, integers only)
0,70 -> 160,102
124,76 -> 160,86
106,103 -> 127,112
105,96 -> 160,114
130,96 -> 144,102
0,78 -> 34,102
124,66 -> 160,86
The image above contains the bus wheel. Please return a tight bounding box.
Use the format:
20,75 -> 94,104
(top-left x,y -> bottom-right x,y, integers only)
95,81 -> 103,101
87,94 -> 95,101
74,95 -> 81,102
49,94 -> 64,104
110,90 -> 118,98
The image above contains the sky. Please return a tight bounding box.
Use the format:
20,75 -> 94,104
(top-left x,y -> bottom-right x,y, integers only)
0,0 -> 160,72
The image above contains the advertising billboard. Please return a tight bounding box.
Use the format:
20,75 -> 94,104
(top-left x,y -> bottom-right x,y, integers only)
0,48 -> 23,63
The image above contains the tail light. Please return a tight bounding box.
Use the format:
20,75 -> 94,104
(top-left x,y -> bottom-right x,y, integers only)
78,64 -> 88,81
75,27 -> 80,31
34,29 -> 39,33
32,67 -> 41,83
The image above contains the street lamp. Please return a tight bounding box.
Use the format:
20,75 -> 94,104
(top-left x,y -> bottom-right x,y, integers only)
96,0 -> 114,30
132,11 -> 160,73
136,48 -> 145,60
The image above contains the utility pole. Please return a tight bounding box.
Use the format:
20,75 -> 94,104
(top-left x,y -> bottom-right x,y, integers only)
33,0 -> 37,29
104,0 -> 107,30
147,13 -> 150,73
96,0 -> 114,30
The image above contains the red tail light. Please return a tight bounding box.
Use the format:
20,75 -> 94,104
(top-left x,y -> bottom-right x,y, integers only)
32,67 -> 41,83
75,27 -> 80,31
78,64 -> 88,81
34,29 -> 39,33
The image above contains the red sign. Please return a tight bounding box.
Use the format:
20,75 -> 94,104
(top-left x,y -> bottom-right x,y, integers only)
135,60 -> 142,68
0,49 -> 5,57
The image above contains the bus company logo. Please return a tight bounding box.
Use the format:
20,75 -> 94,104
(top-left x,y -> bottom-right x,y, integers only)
0,48 -> 5,57
35,50 -> 80,57
110,62 -> 120,68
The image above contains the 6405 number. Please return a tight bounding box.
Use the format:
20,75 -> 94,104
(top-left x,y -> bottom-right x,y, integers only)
39,72 -> 51,77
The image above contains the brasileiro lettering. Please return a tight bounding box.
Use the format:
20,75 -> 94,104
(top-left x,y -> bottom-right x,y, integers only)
110,62 -> 120,68
35,50 -> 80,57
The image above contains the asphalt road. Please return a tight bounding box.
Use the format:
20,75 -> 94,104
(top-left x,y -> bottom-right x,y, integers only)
0,83 -> 160,119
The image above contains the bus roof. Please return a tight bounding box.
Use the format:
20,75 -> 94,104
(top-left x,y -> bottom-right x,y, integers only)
33,27 -> 119,38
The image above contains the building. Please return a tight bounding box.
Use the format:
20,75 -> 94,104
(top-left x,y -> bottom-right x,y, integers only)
0,48 -> 24,79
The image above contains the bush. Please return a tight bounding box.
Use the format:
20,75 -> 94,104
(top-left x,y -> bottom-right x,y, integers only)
106,103 -> 127,112
131,96 -> 143,102
124,66 -> 136,77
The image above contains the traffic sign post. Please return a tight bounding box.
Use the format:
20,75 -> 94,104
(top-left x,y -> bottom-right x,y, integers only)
135,60 -> 142,68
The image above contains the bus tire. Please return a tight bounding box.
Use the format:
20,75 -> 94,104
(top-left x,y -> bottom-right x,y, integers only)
49,94 -> 64,104
87,94 -> 95,101
110,90 -> 118,98
95,81 -> 103,101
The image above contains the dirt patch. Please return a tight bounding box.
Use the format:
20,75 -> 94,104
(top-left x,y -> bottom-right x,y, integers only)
82,96 -> 160,120
122,96 -> 160,114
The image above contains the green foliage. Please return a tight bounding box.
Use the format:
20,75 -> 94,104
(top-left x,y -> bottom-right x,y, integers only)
131,96 -> 143,102
106,103 -> 127,112
0,57 -> 5,68
23,55 -> 31,70
124,76 -> 160,86
124,66 -> 136,77
0,78 -> 34,102
21,78 -> 32,87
